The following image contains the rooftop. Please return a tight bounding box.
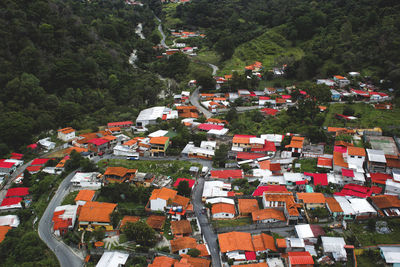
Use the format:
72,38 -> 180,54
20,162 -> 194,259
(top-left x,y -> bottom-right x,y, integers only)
78,201 -> 117,223
171,220 -> 192,235
238,199 -> 259,214
218,231 -> 254,252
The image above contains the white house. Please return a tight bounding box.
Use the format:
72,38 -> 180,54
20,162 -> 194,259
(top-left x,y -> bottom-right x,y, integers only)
212,203 -> 235,219
200,141 -> 217,150
135,106 -> 178,129
346,146 -> 366,172
96,251 -> 129,267
202,181 -> 231,200
38,137 -> 55,151
70,172 -> 102,190
57,127 -> 76,142
321,236 -> 347,261
385,179 -> 400,196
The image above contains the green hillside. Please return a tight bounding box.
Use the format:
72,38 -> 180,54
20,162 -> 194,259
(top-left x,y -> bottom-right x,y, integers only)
220,28 -> 304,74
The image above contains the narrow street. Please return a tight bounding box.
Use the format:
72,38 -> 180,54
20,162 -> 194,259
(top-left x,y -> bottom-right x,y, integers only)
38,170 -> 83,267
190,87 -> 213,119
192,176 -> 222,267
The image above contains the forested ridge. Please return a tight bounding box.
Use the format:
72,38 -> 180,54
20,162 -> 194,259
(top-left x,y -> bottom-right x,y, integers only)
0,0 -> 164,154
171,0 -> 400,83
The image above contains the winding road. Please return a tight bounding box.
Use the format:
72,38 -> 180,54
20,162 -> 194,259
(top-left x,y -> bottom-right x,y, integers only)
38,170 -> 83,267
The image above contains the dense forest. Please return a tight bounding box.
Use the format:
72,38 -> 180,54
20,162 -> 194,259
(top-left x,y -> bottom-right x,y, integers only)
0,0 -> 165,154
168,0 -> 400,85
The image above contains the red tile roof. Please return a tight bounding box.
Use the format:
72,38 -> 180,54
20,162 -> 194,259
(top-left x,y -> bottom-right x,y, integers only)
318,157 -> 333,167
107,121 -> 133,128
311,173 -> 328,186
0,197 -> 22,207
236,152 -> 266,160
87,138 -> 109,146
252,185 -> 287,196
31,158 -> 50,166
342,168 -> 354,178
173,178 -> 196,188
210,169 -> 243,179
198,124 -> 224,131
0,162 -> 15,169
6,187 -> 29,197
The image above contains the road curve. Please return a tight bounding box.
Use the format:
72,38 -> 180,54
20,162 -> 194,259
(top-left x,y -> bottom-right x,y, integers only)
38,170 -> 83,267
190,87 -> 213,119
208,63 -> 218,76
155,15 -> 169,49
192,177 -> 221,267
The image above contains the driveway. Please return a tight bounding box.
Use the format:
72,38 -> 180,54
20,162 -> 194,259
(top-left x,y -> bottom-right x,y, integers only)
38,170 -> 83,267
192,176 -> 221,267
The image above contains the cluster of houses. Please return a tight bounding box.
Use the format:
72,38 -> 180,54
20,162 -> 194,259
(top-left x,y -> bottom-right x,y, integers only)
317,74 -> 391,105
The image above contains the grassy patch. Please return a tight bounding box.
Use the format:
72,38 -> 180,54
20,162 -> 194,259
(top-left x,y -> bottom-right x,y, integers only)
162,3 -> 183,29
293,158 -> 317,173
62,191 -> 79,205
163,219 -> 173,240
324,103 -> 400,129
196,50 -> 221,66
212,217 -> 253,228
349,219 -> 400,246
220,28 -> 304,74
98,159 -> 201,180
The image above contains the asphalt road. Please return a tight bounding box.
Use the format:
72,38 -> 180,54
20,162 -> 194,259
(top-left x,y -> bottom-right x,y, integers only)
192,176 -> 221,267
155,15 -> 168,49
190,87 -> 213,119
0,160 -> 32,202
38,170 -> 83,267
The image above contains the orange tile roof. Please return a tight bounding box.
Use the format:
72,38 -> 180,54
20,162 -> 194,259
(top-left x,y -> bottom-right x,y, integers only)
224,75 -> 232,80
238,199 -> 259,214
123,139 -> 138,146
288,251 -> 314,265
263,192 -> 300,217
63,146 -> 88,155
171,220 -> 192,235
232,136 -> 250,144
173,194 -> 190,208
252,233 -> 277,252
170,237 -> 197,252
101,135 -> 117,141
107,127 -> 121,132
75,190 -> 95,202
318,157 -> 333,167
104,167 -> 137,178
325,197 -> 343,213
333,151 -> 348,168
259,160 -> 281,172
179,255 -> 211,267
237,264 -> 268,267
213,97 -> 226,101
211,203 -> 236,215
146,215 -> 165,230
297,193 -> 326,204
334,140 -> 353,147
150,188 -> 178,201
148,256 -> 177,267
218,231 -> 254,252
150,136 -> 169,145
206,118 -> 228,125
276,238 -> 287,248
176,106 -> 197,110
252,208 -> 285,222
120,216 -> 140,229
319,105 -> 327,111
347,146 -> 366,157
285,136 -> 305,149
195,244 -> 210,257
0,226 -> 11,243
78,201 -> 117,223
275,98 -> 286,104
58,127 -> 75,134
370,195 -> 400,209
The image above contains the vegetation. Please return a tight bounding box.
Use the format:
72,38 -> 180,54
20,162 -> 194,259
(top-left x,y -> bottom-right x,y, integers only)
349,219 -> 400,246
177,180 -> 191,197
98,159 -> 201,180
212,217 -> 253,228
162,0 -> 400,90
122,221 -> 157,247
0,0 -> 167,156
